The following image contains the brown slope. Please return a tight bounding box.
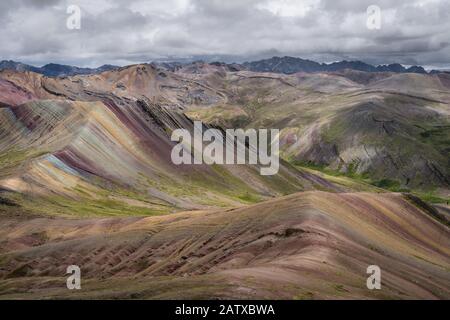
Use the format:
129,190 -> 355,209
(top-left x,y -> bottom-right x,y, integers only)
0,191 -> 448,299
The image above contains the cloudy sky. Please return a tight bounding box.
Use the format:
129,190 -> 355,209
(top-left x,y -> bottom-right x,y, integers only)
1,0 -> 449,68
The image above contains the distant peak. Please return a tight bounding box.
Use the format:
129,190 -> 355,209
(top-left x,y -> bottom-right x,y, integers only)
243,56 -> 430,75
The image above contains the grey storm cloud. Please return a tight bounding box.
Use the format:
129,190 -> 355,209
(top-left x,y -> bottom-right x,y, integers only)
0,0 -> 449,68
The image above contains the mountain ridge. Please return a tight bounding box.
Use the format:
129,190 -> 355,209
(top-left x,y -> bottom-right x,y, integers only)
2,56 -> 445,78
243,56 -> 428,74
0,60 -> 449,300
0,60 -> 119,77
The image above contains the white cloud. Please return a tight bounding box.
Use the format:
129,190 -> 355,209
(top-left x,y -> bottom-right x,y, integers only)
257,0 -> 319,17
0,0 -> 449,67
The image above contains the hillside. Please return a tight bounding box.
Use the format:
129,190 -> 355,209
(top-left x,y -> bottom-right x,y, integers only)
0,66 -> 344,218
184,69 -> 450,194
0,191 -> 448,299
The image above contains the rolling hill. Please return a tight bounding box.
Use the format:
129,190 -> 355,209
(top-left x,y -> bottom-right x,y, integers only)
0,191 -> 448,299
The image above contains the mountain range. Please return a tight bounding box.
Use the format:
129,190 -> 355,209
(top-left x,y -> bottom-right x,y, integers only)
0,61 -> 449,299
243,56 -> 429,74
0,60 -> 118,77
3,56 -> 448,78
